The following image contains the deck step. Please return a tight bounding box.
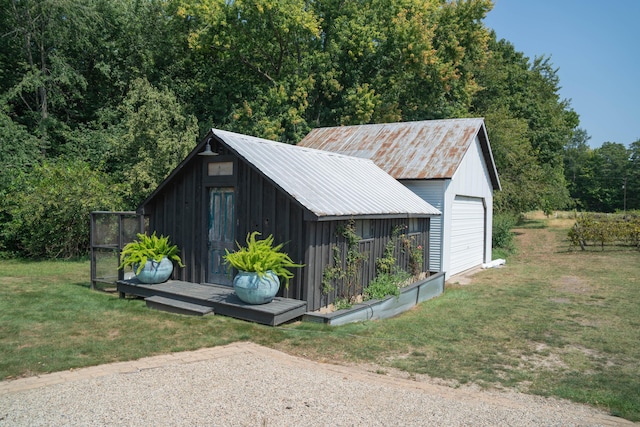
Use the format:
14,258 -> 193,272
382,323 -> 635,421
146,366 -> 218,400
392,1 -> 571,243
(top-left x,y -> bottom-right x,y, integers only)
145,296 -> 214,316
119,279 -> 307,325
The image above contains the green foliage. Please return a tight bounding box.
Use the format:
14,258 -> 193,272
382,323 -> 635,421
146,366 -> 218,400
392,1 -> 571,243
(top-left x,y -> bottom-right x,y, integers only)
365,273 -> 400,300
100,77 -> 199,208
119,232 -> 185,274
321,220 -> 367,303
0,109 -> 43,255
333,297 -> 353,311
376,227 -> 400,275
568,214 -> 640,250
0,0 -> 589,256
322,245 -> 344,295
324,221 -> 425,305
492,213 -> 518,251
400,231 -> 424,277
224,232 -> 303,289
369,224 -> 418,300
338,220 -> 367,299
565,141 -> 636,213
0,109 -> 42,194
473,36 -> 576,213
363,271 -> 410,301
3,159 -> 119,258
376,224 -> 424,276
179,0 -> 319,142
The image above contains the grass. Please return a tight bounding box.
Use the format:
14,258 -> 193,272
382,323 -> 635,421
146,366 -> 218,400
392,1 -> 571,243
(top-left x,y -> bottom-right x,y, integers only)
1,214 -> 639,421
0,259 -> 283,378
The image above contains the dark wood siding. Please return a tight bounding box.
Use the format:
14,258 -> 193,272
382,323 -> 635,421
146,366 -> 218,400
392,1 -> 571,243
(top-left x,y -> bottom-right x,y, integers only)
140,139 -> 432,313
144,158 -> 206,284
235,161 -> 307,300
303,218 -> 430,311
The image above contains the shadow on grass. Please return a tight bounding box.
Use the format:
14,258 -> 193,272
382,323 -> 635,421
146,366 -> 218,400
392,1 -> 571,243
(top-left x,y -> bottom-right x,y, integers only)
516,219 -> 547,229
73,282 -> 92,289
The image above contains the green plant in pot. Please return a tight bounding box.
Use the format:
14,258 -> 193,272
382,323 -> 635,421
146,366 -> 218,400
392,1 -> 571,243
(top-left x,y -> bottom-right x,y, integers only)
119,232 -> 185,284
224,232 -> 304,304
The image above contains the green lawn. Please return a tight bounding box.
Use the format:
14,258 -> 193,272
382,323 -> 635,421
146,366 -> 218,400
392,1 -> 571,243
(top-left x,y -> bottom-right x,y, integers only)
1,215 -> 638,421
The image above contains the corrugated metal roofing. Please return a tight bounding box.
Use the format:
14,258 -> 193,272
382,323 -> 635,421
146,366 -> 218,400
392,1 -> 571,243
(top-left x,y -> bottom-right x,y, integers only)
211,129 -> 441,220
298,118 -> 500,189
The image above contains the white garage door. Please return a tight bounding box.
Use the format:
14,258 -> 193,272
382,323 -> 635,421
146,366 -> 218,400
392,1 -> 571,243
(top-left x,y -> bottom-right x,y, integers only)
449,196 -> 485,276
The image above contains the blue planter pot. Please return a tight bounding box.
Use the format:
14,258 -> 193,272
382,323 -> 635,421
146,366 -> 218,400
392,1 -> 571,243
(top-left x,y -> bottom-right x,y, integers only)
134,257 -> 174,284
233,271 -> 280,304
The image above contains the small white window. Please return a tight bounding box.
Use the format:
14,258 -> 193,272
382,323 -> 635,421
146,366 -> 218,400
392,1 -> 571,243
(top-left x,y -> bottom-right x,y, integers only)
208,162 -> 233,176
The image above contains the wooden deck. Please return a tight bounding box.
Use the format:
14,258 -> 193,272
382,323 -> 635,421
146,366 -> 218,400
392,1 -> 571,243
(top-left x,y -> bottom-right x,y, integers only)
117,279 -> 307,326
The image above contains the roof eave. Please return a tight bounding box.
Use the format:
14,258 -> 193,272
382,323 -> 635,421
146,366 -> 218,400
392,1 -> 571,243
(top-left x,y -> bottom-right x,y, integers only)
315,212 -> 440,222
477,122 -> 502,191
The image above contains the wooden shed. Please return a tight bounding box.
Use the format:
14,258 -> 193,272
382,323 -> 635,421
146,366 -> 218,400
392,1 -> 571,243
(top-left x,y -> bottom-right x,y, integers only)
138,129 -> 440,311
299,118 -> 501,279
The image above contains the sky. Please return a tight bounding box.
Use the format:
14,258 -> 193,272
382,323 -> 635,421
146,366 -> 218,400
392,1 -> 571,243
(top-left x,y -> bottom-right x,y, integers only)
483,0 -> 640,148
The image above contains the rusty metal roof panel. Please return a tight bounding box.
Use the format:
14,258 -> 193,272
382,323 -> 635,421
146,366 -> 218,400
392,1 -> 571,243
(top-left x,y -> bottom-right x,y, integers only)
299,118 -> 491,181
212,129 -> 441,219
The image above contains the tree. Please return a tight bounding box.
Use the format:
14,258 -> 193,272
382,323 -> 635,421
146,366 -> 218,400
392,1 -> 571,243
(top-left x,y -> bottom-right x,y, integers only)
0,107 -> 42,255
471,34 -> 577,213
0,108 -> 41,196
627,139 -> 640,210
177,0 -> 320,142
564,128 -> 593,209
484,108 -> 544,213
100,78 -> 199,208
590,142 -> 630,212
1,0 -> 102,154
307,0 -> 492,127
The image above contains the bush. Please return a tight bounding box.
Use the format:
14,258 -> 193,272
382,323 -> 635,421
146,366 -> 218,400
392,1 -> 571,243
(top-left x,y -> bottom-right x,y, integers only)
492,213 -> 518,251
4,160 -> 121,258
364,271 -> 410,301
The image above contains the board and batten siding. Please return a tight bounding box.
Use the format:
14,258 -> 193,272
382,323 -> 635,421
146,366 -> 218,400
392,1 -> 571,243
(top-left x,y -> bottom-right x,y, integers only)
235,160 -> 308,301
401,180 -> 445,273
143,159 -> 208,284
303,218 -> 430,311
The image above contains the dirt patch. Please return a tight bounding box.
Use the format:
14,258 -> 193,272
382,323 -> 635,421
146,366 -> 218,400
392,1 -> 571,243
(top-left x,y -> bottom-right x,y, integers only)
445,266 -> 483,286
519,342 -> 568,372
518,342 -> 619,375
556,275 -> 592,295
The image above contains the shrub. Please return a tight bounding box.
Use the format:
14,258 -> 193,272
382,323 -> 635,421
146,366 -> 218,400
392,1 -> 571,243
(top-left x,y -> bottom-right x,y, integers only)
492,213 -> 518,251
4,160 -> 121,258
364,273 -> 400,300
364,271 -> 410,301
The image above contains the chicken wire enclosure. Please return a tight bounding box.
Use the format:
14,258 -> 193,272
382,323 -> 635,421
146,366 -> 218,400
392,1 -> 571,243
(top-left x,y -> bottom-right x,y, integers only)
90,212 -> 146,290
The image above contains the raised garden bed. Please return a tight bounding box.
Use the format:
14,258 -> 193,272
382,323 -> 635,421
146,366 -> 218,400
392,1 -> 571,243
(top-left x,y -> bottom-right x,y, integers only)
303,272 -> 445,326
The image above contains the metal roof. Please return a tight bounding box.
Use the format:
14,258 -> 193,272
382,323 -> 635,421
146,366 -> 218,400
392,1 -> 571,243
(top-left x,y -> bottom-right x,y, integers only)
211,129 -> 440,220
298,118 -> 501,190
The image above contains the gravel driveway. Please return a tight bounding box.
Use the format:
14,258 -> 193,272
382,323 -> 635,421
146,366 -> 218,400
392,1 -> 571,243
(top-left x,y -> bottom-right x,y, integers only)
0,342 -> 634,426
